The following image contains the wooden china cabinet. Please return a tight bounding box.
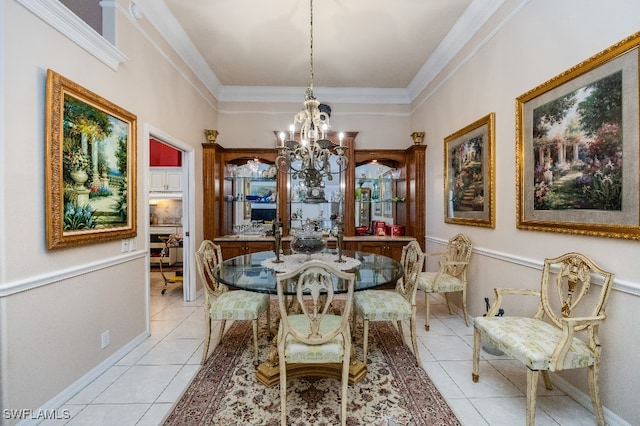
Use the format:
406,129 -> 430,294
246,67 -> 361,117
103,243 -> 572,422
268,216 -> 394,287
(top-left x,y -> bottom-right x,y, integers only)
201,135 -> 425,261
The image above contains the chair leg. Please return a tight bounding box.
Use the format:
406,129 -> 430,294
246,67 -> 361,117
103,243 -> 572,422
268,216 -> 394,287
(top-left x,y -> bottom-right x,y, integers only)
362,320 -> 369,364
526,368 -> 539,426
341,340 -> 351,426
279,356 -> 287,426
265,303 -> 271,334
200,318 -> 212,365
461,288 -> 469,327
444,292 -> 453,314
424,292 -> 431,331
397,320 -> 406,345
588,363 -> 606,426
541,371 -> 553,390
351,309 -> 357,342
217,319 -> 227,344
472,327 -> 480,382
252,319 -> 259,365
409,316 -> 422,368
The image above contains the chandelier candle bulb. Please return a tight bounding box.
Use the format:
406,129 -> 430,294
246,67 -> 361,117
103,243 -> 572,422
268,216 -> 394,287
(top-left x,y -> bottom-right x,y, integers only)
339,132 -> 344,147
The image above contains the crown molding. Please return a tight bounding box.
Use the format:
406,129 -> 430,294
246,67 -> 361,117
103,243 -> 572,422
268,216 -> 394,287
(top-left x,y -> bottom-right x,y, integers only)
16,0 -> 128,70
406,0 -> 509,100
134,0 -> 507,105
217,85 -> 411,104
134,0 -> 223,97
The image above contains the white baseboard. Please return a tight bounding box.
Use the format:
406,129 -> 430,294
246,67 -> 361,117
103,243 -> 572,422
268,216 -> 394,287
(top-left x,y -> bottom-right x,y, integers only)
17,331 -> 150,426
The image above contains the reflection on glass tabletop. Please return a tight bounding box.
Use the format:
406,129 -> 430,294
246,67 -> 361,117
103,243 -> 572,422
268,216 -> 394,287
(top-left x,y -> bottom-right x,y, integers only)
213,250 -> 403,295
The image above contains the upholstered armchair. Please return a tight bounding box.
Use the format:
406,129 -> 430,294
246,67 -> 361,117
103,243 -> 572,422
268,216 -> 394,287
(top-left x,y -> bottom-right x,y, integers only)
276,260 -> 355,426
195,240 -> 270,365
472,252 -> 614,426
353,240 -> 425,367
417,233 -> 472,331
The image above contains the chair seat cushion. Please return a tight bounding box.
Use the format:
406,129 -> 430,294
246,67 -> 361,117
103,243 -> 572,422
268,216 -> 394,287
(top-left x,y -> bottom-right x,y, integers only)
474,316 -> 595,371
279,315 -> 345,363
418,272 -> 464,293
209,290 -> 269,321
354,290 -> 411,321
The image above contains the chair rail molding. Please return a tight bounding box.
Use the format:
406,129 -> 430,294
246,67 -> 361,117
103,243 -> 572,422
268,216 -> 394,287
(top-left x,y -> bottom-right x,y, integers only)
0,250 -> 147,297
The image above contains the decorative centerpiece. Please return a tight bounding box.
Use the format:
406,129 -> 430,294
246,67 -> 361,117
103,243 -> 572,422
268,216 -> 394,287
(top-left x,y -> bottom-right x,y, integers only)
290,220 -> 326,255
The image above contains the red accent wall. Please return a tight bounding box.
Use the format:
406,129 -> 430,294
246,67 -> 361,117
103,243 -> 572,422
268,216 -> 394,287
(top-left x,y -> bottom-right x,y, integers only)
150,138 -> 182,167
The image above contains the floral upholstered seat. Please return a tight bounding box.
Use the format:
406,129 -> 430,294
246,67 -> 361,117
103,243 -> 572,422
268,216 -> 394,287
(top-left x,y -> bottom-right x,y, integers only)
472,252 -> 614,426
417,233 -> 472,331
276,260 -> 355,426
353,240 -> 425,367
196,240 -> 270,365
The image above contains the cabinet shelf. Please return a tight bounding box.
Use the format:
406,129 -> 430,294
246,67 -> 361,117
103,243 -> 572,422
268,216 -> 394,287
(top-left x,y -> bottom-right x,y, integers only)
356,177 -> 405,184
224,176 -> 276,182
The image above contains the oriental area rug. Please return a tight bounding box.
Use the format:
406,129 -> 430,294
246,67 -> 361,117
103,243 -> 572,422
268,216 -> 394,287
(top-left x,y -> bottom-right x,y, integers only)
164,307 -> 461,425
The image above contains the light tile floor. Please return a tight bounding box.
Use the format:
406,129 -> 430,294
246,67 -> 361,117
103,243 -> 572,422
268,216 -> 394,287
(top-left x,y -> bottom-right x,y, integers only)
44,272 -> 598,425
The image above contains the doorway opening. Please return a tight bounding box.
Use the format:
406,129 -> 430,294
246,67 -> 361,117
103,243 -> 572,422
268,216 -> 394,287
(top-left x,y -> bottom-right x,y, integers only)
146,128 -> 196,303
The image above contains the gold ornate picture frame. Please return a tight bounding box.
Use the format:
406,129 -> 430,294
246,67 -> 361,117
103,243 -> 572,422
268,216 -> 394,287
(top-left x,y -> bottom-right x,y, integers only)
444,113 -> 495,228
516,32 -> 640,240
45,70 -> 137,249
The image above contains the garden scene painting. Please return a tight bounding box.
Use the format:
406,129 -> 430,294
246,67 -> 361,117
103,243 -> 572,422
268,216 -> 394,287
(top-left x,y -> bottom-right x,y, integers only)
532,71 -> 622,211
449,135 -> 484,212
62,94 -> 130,231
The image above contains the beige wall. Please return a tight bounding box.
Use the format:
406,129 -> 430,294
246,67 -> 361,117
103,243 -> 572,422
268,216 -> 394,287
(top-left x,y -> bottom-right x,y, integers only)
0,0 -> 216,415
411,0 -> 640,422
216,102 -> 412,150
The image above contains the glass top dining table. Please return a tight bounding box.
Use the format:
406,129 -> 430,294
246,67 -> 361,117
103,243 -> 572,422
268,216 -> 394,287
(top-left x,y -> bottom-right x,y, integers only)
213,250 -> 404,295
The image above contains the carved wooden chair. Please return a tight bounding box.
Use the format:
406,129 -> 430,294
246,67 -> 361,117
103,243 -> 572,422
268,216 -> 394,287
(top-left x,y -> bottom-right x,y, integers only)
417,233 -> 472,330
472,252 -> 614,426
353,240 -> 425,367
276,260 -> 355,426
195,240 -> 270,365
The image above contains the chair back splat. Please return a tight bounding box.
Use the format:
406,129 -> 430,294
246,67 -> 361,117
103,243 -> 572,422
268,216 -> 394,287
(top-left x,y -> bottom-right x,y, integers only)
418,233 -> 472,330
472,252 -> 614,426
276,260 -> 355,426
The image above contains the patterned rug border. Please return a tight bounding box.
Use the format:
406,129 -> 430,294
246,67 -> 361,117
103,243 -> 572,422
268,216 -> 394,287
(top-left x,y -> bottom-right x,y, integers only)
164,307 -> 460,425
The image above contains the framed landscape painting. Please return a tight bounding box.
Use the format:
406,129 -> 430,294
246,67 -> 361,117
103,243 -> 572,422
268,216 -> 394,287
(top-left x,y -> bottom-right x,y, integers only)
45,69 -> 137,249
516,32 -> 640,240
444,113 -> 495,228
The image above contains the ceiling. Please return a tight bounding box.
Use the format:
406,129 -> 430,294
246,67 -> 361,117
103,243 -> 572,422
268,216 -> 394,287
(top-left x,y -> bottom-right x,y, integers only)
134,0 -> 506,103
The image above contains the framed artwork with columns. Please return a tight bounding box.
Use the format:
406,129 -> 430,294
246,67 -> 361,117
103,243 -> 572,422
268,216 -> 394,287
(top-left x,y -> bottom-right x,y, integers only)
45,69 -> 137,249
516,32 -> 640,240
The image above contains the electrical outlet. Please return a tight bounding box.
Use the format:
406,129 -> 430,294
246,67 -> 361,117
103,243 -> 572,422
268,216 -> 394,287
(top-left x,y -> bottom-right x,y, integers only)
130,238 -> 137,251
101,330 -> 110,349
121,239 -> 129,252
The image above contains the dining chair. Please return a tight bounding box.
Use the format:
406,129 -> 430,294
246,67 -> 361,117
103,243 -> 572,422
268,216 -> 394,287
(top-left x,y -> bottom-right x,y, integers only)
352,240 -> 425,367
195,240 -> 270,365
417,233 -> 472,331
276,260 -> 355,426
158,234 -> 183,295
472,252 -> 614,426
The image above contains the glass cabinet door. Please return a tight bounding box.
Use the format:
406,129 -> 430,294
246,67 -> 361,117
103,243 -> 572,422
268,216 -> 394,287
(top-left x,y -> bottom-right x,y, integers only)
354,163 -> 404,235
287,155 -> 345,235
224,160 -> 277,235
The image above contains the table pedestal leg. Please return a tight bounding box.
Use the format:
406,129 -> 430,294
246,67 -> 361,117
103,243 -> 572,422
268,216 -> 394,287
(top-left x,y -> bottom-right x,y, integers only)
256,339 -> 366,387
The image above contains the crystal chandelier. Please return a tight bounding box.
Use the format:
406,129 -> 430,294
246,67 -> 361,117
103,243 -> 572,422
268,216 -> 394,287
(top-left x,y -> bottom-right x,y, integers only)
275,0 -> 348,204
